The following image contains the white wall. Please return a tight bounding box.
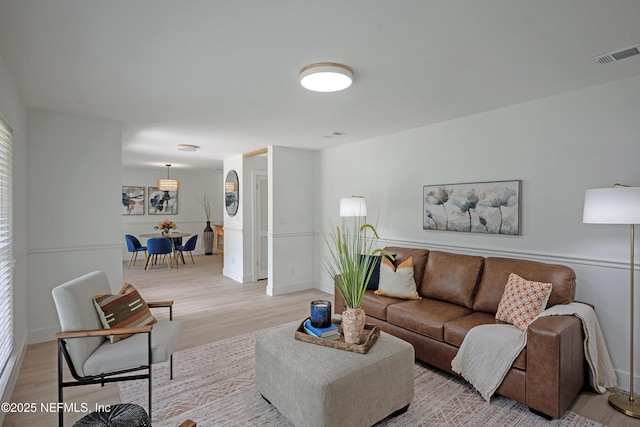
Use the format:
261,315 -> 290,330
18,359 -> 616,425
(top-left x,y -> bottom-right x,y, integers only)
315,75 -> 640,392
122,166 -> 223,258
268,146 -> 315,295
222,154 -> 269,283
223,155 -> 244,282
0,52 -> 28,415
26,108 -> 123,344
242,155 -> 267,282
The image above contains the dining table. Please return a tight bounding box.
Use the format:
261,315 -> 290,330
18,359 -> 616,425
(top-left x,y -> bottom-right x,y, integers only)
139,232 -> 191,269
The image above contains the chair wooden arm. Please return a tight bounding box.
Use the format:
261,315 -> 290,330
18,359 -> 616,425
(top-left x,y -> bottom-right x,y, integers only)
55,325 -> 153,339
148,300 -> 174,308
178,420 -> 196,427
148,300 -> 175,320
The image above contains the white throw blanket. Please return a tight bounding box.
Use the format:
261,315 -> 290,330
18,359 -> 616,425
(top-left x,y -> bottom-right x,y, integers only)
451,302 -> 616,402
451,324 -> 526,402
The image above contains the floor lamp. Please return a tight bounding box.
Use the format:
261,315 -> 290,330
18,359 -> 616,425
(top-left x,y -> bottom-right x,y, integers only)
340,196 -> 368,247
583,185 -> 640,418
339,196 -> 367,219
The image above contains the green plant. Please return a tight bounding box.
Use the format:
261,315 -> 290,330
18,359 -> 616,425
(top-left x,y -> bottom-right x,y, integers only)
196,193 -> 211,221
324,217 -> 392,309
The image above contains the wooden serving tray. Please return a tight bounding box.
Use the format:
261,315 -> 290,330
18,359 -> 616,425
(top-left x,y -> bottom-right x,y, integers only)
294,317 -> 380,354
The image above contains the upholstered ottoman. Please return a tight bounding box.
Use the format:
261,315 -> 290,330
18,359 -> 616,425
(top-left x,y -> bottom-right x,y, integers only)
255,324 -> 415,427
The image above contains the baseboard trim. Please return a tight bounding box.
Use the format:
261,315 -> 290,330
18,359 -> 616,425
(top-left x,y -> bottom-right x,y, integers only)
222,268 -> 245,284
267,280 -> 316,296
28,325 -> 58,344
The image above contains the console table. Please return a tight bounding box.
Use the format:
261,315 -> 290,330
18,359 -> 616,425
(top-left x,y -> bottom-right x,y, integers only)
214,224 -> 224,255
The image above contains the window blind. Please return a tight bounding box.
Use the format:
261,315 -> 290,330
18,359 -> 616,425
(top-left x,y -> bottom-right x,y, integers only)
0,114 -> 13,377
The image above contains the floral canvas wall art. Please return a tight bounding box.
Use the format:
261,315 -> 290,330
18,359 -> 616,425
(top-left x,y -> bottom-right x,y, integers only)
122,186 -> 145,215
423,180 -> 521,235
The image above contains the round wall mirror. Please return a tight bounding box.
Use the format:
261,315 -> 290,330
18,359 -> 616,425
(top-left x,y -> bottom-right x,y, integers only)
225,170 -> 239,217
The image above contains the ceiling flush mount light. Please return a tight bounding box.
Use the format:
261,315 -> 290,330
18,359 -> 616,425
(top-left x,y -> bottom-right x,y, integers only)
177,144 -> 200,152
300,62 -> 353,92
157,164 -> 179,191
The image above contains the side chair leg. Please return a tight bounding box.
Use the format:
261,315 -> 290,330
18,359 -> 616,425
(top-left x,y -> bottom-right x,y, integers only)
57,340 -> 64,427
148,332 -> 152,421
170,354 -> 174,380
127,254 -> 134,269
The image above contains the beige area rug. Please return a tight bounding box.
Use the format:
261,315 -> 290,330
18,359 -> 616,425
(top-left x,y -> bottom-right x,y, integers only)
119,325 -> 603,427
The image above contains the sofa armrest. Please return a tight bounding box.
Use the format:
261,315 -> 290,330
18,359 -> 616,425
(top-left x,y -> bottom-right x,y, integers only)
526,315 -> 585,418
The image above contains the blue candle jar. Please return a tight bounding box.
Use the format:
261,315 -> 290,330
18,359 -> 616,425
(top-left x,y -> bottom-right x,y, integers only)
310,300 -> 332,328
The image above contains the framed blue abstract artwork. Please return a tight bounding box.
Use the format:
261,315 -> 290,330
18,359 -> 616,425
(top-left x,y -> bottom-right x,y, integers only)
148,187 -> 178,215
122,186 -> 145,215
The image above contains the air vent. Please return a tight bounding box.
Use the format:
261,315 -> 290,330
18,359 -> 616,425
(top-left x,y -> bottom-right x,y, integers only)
594,44 -> 640,65
323,131 -> 346,139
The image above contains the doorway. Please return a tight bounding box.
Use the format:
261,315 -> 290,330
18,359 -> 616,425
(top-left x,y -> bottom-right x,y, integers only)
254,171 -> 268,280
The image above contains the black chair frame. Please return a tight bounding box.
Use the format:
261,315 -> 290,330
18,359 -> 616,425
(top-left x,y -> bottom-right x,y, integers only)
56,304 -> 174,427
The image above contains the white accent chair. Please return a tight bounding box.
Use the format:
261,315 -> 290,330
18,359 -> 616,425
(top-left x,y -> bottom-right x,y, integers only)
52,271 -> 183,427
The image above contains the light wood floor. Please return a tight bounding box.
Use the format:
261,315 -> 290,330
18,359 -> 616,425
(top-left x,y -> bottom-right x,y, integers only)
4,254 -> 638,426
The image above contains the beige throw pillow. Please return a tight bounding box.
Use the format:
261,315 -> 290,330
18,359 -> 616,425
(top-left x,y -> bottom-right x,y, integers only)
374,256 -> 421,300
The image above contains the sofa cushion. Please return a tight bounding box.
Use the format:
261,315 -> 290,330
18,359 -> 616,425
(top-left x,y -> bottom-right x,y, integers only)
444,311 -> 501,347
383,247 -> 429,289
360,291 -> 404,320
387,299 -> 472,341
473,257 -> 576,314
444,311 -> 525,370
495,273 -> 552,331
374,256 -> 421,300
419,251 -> 483,309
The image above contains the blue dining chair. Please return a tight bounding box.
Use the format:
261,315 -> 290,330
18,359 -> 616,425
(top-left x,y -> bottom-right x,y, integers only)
176,235 -> 198,265
124,234 -> 147,269
145,237 -> 174,270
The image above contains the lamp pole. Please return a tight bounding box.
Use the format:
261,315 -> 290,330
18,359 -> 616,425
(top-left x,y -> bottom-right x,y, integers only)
608,222 -> 639,416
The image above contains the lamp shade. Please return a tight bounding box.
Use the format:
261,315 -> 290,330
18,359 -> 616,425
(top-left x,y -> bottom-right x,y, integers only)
157,164 -> 179,191
225,182 -> 237,193
339,197 -> 367,217
157,179 -> 179,191
583,187 -> 640,224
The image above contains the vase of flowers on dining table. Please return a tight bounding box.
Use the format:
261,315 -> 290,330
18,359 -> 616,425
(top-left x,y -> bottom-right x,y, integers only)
155,220 -> 177,236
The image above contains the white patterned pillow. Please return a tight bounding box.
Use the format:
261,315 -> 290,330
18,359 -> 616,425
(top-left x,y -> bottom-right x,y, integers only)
495,273 -> 552,331
374,256 -> 421,300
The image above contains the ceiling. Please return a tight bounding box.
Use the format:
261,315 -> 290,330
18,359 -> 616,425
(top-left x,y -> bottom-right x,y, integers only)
1,1 -> 640,171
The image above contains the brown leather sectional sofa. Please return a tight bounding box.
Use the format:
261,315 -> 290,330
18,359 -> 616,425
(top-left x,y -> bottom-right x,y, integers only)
334,246 -> 586,419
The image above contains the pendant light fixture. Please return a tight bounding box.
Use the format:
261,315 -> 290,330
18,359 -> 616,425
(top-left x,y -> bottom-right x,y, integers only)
157,164 -> 179,191
300,62 -> 353,92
